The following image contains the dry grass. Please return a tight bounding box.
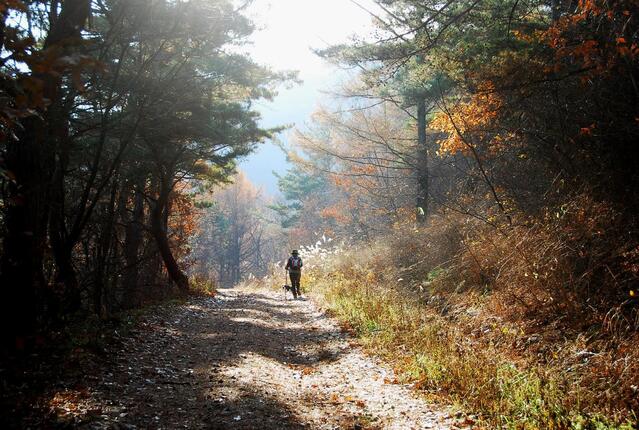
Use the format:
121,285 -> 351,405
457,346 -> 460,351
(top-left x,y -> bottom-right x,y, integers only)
293,197 -> 638,429
188,275 -> 217,297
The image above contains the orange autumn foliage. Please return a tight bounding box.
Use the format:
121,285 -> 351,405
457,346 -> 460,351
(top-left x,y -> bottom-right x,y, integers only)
320,205 -> 351,224
168,187 -> 198,265
430,83 -> 506,155
543,0 -> 639,79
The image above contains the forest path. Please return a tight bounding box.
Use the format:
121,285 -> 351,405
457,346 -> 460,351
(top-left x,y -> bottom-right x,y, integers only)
10,286 -> 464,429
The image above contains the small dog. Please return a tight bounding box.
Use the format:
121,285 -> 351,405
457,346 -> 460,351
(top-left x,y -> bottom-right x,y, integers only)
283,283 -> 292,300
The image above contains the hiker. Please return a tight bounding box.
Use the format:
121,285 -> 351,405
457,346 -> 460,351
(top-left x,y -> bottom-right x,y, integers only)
285,250 -> 303,299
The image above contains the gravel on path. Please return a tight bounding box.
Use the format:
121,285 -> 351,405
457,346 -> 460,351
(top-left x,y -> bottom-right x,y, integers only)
2,286 -> 468,429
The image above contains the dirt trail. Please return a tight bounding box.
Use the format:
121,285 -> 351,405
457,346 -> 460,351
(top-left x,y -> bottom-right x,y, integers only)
4,287 -> 465,429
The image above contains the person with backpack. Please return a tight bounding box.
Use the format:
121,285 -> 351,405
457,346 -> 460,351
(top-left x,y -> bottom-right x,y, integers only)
285,250 -> 303,299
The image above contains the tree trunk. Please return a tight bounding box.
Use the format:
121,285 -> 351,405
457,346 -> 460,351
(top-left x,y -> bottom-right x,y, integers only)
48,135 -> 81,316
0,135 -> 49,346
150,179 -> 189,292
551,0 -> 561,21
93,180 -> 119,318
122,176 -> 146,308
0,0 -> 91,348
416,96 -> 429,224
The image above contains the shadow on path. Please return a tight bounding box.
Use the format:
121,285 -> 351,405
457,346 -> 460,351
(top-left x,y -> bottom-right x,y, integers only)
0,287 -> 349,429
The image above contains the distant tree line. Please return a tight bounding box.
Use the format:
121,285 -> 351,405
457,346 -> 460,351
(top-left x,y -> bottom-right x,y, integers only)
190,172 -> 283,287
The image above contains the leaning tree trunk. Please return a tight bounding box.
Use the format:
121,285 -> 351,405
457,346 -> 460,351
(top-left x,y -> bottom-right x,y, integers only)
150,178 -> 189,292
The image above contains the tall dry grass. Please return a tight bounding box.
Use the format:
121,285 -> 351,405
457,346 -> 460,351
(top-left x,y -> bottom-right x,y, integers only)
295,195 -> 638,429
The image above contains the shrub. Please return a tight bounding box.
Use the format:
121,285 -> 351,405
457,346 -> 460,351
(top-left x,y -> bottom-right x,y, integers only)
189,275 -> 216,297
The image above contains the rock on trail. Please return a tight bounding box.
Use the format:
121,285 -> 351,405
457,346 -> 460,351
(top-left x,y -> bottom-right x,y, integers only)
3,287 -> 466,429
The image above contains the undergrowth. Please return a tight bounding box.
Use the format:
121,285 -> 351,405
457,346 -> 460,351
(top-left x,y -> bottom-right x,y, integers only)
189,275 -> 217,297
277,198 -> 639,429
63,277 -> 212,355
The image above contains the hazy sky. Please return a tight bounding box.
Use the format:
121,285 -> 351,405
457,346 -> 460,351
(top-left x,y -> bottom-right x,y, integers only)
239,0 -> 377,195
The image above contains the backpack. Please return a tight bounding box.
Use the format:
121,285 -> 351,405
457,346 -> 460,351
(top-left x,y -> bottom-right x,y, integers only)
289,256 -> 302,270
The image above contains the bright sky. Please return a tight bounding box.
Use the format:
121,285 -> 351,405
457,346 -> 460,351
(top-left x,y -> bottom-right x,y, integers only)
239,0 -> 377,195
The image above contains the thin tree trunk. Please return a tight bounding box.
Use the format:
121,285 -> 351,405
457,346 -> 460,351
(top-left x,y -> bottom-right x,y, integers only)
416,96 -> 429,223
122,176 -> 146,308
48,126 -> 81,315
44,0 -> 91,311
551,0 -> 561,21
94,180 -> 119,318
